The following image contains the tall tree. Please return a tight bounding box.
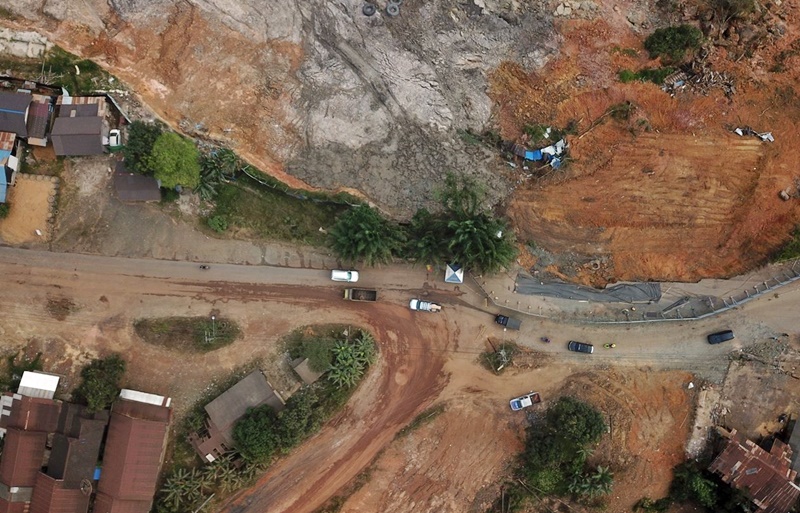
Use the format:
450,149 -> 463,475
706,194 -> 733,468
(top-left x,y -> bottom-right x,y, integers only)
148,132 -> 201,189
233,405 -> 281,462
72,355 -> 126,412
123,121 -> 163,175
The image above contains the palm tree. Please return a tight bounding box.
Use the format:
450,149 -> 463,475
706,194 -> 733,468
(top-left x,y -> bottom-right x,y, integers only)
159,477 -> 185,511
329,206 -> 404,266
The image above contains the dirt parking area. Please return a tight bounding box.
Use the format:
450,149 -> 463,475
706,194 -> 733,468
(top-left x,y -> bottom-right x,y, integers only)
0,174 -> 58,244
338,352 -> 695,513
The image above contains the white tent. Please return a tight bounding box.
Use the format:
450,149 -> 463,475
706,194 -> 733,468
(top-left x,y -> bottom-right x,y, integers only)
445,264 -> 464,284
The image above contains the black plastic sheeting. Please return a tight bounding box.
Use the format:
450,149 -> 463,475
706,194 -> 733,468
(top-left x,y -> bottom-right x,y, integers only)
515,274 -> 662,303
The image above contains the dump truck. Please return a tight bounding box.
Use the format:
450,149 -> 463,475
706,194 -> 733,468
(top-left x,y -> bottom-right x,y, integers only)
495,314 -> 522,330
343,288 -> 378,302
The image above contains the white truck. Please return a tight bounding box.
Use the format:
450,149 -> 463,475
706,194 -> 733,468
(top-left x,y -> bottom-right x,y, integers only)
409,298 -> 442,312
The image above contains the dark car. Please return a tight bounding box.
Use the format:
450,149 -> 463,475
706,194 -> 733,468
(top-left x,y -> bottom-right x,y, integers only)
568,341 -> 594,354
707,330 -> 734,344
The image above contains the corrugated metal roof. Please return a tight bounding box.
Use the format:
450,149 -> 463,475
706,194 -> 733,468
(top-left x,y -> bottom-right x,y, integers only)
709,429 -> 800,513
51,117 -> 103,156
18,371 -> 60,399
0,498 -> 27,513
118,390 -> 167,407
28,472 -> 89,513
5,396 -> 60,432
25,102 -> 51,141
58,104 -> 98,118
95,399 -> 170,504
0,92 -> 30,138
0,429 -> 47,487
47,404 -> 107,487
0,132 -> 14,151
113,173 -> 161,203
92,492 -> 152,513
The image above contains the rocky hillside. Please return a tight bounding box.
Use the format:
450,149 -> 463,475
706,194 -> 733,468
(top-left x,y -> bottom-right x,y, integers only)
3,0 -> 560,216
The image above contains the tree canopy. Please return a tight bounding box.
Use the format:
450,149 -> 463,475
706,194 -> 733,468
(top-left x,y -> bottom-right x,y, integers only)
148,132 -> 201,189
644,25 -> 703,62
233,405 -> 281,462
72,355 -> 126,412
329,206 -> 405,266
123,121 -> 163,175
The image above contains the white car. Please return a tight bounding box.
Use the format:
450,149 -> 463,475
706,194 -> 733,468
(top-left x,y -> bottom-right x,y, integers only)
331,270 -> 359,282
409,299 -> 442,312
108,129 -> 121,147
509,392 -> 541,411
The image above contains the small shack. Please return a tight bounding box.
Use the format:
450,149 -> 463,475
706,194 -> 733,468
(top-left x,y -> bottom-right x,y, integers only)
113,161 -> 160,202
189,370 -> 285,463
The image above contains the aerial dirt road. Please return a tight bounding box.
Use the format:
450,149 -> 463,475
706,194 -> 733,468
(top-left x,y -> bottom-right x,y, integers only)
0,246 -> 797,513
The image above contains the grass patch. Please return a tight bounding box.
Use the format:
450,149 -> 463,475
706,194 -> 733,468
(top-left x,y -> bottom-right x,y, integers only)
773,226 -> 800,262
395,404 -> 447,439
0,7 -> 18,20
481,342 -> 519,374
133,316 -> 240,353
0,46 -> 111,95
0,351 -> 43,391
211,175 -> 347,246
618,67 -> 675,84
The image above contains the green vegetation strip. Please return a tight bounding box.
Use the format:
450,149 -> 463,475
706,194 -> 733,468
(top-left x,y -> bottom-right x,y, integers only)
395,404 -> 447,439
133,317 -> 240,353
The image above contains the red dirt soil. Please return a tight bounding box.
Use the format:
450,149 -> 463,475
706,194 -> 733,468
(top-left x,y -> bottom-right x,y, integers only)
494,13 -> 800,284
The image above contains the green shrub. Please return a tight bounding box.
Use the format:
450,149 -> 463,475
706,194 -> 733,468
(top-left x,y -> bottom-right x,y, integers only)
618,69 -> 638,83
774,226 -> 800,262
123,121 -> 163,175
644,25 -> 703,61
207,215 -> 228,233
160,188 -> 180,203
72,355 -> 126,412
0,203 -> 9,218
619,67 -> 676,84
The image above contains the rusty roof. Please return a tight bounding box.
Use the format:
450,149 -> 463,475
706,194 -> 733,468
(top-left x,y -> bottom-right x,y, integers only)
0,498 -> 27,513
92,492 -> 152,513
0,132 -> 14,152
28,472 -> 89,513
0,428 -> 47,487
709,429 -> 800,513
96,399 -> 170,505
4,396 -> 61,433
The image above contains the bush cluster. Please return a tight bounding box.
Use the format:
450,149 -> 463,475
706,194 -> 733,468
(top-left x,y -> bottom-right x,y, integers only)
644,25 -> 703,62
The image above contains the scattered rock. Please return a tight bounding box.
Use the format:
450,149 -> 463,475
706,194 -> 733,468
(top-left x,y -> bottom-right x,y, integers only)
779,190 -> 791,201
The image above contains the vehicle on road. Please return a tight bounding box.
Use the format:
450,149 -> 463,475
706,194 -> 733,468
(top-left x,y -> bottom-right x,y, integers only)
343,288 -> 377,302
568,340 -> 594,354
331,270 -> 359,282
108,129 -> 121,147
603,343 -> 616,349
495,314 -> 521,330
510,392 -> 541,411
409,299 -> 442,312
707,329 -> 734,344
199,265 -> 210,270
541,336 -> 551,343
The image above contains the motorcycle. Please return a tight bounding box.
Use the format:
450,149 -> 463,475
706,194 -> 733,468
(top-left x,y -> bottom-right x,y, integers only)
603,343 -> 616,349
540,337 -> 551,343
199,265 -> 210,270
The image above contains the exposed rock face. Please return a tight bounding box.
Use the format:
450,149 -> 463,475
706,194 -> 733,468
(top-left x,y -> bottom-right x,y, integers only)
3,0 -> 560,216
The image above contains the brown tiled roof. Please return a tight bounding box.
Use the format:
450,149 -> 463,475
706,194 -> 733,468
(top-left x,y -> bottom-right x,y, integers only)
96,399 -> 170,505
709,429 -> 800,513
0,429 -> 47,487
204,370 -> 285,447
5,396 -> 61,432
51,117 -> 103,156
92,492 -> 153,513
28,472 -> 89,513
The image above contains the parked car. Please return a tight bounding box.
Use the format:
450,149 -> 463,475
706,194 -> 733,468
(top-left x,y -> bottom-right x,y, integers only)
707,330 -> 734,344
567,340 -> 594,354
409,299 -> 442,312
108,129 -> 121,147
510,392 -> 542,411
331,270 -> 359,282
